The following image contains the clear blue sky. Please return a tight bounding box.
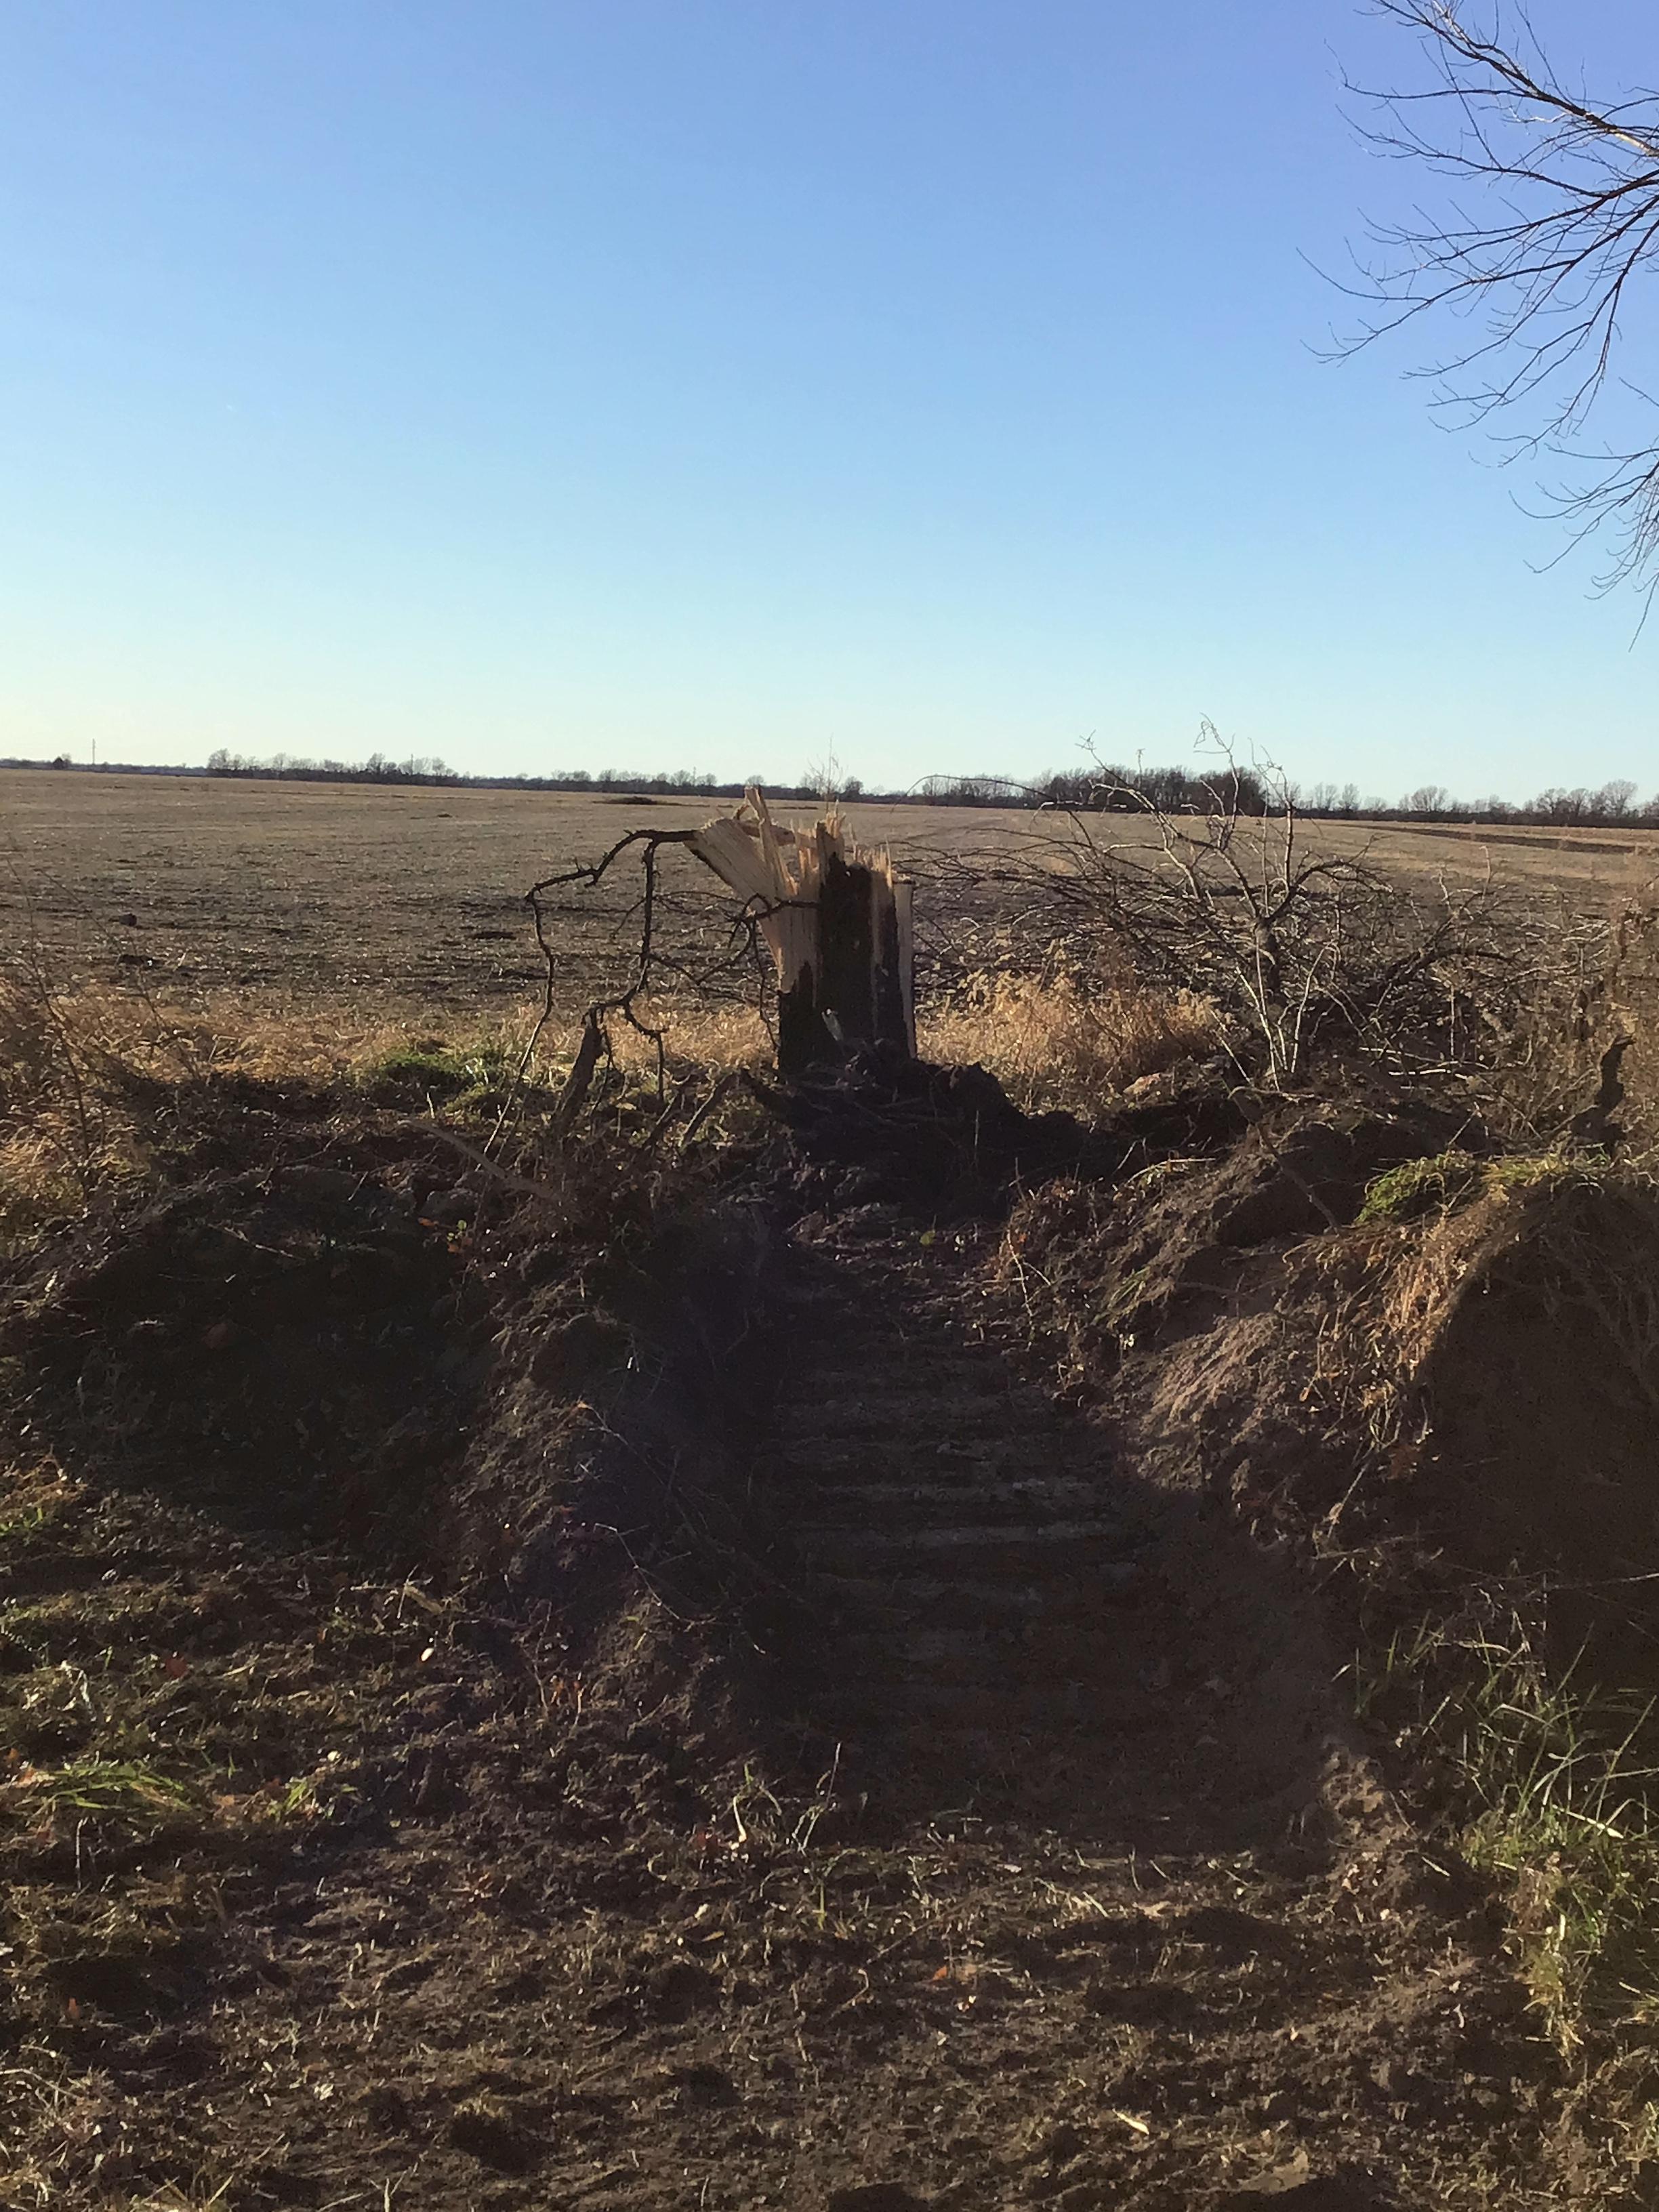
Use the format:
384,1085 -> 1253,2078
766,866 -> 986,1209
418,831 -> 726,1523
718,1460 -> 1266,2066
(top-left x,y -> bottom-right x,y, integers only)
2,1 -> 1654,799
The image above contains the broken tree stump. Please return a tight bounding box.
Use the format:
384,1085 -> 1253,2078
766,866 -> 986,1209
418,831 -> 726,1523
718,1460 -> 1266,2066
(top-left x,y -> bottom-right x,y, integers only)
689,790 -> 915,1080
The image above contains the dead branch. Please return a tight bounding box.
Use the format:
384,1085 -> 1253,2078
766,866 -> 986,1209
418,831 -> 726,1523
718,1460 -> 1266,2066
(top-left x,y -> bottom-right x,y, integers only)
1024,726 -> 1547,1088
510,794 -> 916,1141
1336,1 -> 1659,590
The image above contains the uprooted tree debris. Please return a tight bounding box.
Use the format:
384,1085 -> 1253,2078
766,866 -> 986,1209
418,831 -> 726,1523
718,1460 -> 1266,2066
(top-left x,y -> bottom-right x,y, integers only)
527,787 -> 915,1112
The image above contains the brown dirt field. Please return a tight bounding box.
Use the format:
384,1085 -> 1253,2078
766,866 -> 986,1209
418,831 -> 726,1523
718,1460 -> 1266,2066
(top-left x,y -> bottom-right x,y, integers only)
5,778 -> 1658,2205
0,1082 -> 1590,2209
7,771 -> 1659,1032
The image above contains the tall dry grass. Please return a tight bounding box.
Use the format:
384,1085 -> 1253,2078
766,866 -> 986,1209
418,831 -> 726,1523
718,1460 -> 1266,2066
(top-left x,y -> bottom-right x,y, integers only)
919,971 -> 1221,1113
0,966 -> 508,1249
599,1002 -> 772,1079
0,961 -> 220,1246
571,972 -> 1222,1118
569,973 -> 1222,1117
0,958 -> 1215,1250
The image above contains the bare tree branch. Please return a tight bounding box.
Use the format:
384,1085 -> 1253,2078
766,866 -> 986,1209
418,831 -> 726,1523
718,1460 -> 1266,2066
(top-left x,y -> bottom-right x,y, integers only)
1335,1 -> 1659,590
485,828 -> 775,1148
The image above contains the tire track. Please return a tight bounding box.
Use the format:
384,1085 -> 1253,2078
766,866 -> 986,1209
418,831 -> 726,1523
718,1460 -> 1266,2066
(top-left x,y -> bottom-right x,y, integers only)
769,1220 -> 1218,1830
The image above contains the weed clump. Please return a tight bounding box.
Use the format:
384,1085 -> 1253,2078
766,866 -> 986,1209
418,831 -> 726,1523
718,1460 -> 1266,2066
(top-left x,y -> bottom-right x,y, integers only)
1361,1609 -> 1659,2060
1,1758 -> 201,1835
1356,1148 -> 1589,1226
357,1035 -> 529,1109
1357,1150 -> 1485,1225
920,972 -> 1221,1113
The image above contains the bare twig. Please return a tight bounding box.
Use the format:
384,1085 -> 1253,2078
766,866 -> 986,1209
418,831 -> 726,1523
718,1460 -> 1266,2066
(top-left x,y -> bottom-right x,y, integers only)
501,826 -> 784,1143
1334,1 -> 1659,592
1028,722 -> 1532,1087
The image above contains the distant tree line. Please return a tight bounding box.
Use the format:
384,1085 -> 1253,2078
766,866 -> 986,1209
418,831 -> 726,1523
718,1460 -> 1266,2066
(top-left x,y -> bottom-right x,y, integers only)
904,768 -> 1284,811
199,751 -> 840,800
927,766 -> 1659,831
204,749 -> 460,783
1285,777 -> 1659,831
5,752 -> 1658,831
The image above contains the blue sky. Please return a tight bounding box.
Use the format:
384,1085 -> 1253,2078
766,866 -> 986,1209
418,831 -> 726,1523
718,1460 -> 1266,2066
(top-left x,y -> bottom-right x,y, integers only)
2,1 -> 1655,798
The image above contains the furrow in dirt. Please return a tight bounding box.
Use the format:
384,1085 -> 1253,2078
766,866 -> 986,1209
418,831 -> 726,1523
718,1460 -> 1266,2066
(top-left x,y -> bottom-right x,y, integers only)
774,1236 -> 1152,1809
738,1210 -> 1562,2205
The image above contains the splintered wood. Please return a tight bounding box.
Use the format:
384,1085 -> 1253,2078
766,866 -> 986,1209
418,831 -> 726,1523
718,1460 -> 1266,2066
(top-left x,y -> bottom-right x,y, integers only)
690,788 -> 916,1078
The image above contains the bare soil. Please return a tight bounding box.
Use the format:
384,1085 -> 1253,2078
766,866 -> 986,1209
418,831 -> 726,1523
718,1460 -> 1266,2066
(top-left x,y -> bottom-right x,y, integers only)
9,771 -> 1659,1030
7,775 -> 1658,2203
0,1075 -> 1592,2209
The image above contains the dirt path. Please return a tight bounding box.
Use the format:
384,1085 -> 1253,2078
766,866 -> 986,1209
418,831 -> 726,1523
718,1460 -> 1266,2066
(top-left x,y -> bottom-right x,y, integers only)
0,1147 -> 1570,2210
746,1210 -> 1559,2207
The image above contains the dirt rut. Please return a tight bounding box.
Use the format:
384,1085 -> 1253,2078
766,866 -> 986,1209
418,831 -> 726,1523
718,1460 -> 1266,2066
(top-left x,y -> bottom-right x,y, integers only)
749,1211 -> 1561,2204
777,1230 -> 1158,1819
773,1216 -> 1356,1845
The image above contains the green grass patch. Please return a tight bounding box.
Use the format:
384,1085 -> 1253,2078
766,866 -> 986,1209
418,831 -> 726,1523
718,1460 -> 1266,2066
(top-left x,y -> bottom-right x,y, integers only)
0,1498 -> 50,1544
1357,1150 -> 1483,1225
1356,1149 -> 1598,1227
359,1038 -> 506,1103
1358,1612 -> 1659,2055
356,1032 -> 573,1120
4,1757 -> 203,1829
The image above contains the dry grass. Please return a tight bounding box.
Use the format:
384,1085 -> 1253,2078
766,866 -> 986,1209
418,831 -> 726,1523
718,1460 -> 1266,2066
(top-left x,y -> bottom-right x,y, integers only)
599,977 -> 1225,1111
1358,1159 -> 1659,1406
0,972 -> 162,1244
206,998 -> 771,1099
0,966 -> 777,1256
24,948 -> 1641,1275
0,968 -> 491,1248
600,1000 -> 772,1078
919,971 -> 1221,1113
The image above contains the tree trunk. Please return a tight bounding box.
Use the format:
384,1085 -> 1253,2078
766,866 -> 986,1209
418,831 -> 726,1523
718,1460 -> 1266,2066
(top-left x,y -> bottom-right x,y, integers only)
689,792 -> 915,1080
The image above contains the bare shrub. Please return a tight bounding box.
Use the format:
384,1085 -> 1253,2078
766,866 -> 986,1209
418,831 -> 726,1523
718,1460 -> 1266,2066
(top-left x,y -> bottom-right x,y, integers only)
1025,733 -> 1591,1095
1472,887 -> 1659,1154
920,972 -> 1220,1113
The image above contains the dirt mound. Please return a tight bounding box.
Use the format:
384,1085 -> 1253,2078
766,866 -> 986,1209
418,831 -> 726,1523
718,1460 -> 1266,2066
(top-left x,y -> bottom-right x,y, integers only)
1381,1170 -> 1659,1659
0,1090 -> 836,2204
998,1115 -> 1659,1683
8,1153 -> 482,1553
4,1094 -> 792,1636
1002,1099 -> 1472,1389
